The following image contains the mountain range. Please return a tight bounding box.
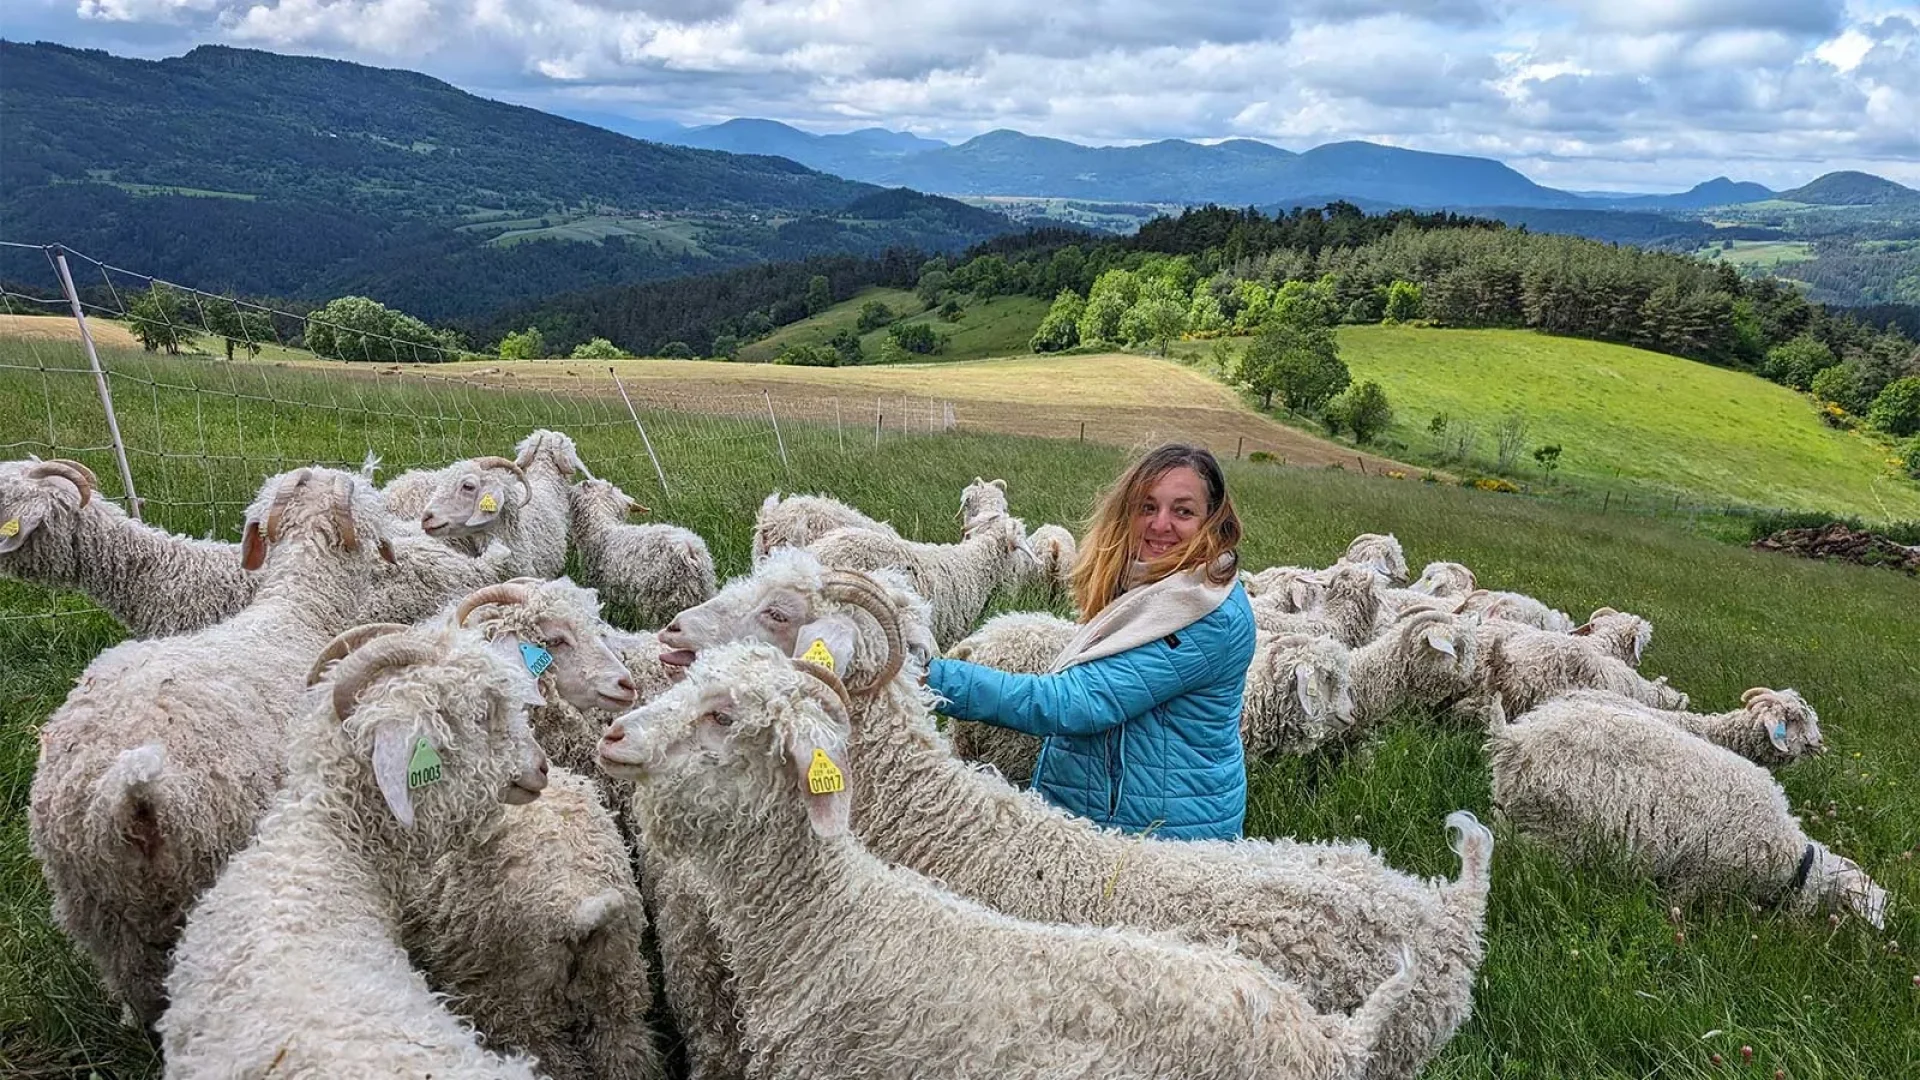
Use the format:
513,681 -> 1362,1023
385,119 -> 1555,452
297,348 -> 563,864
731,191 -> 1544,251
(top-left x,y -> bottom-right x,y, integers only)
0,42 -> 1014,319
657,117 -> 1919,213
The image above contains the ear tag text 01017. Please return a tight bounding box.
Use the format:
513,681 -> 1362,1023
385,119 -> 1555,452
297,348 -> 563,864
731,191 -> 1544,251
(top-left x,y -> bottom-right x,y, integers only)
806,749 -> 845,795
800,637 -> 838,672
519,642 -> 554,677
407,739 -> 443,790
478,492 -> 499,513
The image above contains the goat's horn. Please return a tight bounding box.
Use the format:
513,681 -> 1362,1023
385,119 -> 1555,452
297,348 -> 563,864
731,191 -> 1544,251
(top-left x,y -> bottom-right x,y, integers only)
1741,687 -> 1772,706
264,468 -> 311,543
26,459 -> 97,507
454,582 -> 534,627
503,576 -> 545,587
329,634 -> 442,720
308,622 -> 410,686
819,570 -> 904,695
469,456 -> 531,500
331,474 -> 360,553
791,658 -> 854,719
1590,606 -> 1619,618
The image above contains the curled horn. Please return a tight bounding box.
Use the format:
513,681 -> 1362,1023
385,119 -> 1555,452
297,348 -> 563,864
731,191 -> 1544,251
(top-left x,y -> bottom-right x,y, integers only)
791,658 -> 855,718
818,570 -> 904,695
331,474 -> 360,553
454,582 -> 534,627
1741,687 -> 1773,707
307,622 -> 410,686
329,634 -> 442,720
27,459 -> 97,507
469,456 -> 531,501
264,468 -> 311,543
1589,607 -> 1619,619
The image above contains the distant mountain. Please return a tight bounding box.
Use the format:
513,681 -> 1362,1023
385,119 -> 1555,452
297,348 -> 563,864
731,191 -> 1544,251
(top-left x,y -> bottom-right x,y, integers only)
550,109 -> 689,144
1593,177 -> 1777,210
1778,171 -> 1920,206
672,118 -> 947,178
0,43 -> 1014,320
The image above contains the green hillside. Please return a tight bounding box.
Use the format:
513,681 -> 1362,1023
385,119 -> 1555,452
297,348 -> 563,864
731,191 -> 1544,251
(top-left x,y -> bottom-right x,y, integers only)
1331,325 -> 1920,519
738,289 -> 1048,363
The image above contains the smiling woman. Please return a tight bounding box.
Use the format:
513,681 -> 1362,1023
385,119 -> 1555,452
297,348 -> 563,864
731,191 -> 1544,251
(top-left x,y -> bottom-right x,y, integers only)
925,444 -> 1257,839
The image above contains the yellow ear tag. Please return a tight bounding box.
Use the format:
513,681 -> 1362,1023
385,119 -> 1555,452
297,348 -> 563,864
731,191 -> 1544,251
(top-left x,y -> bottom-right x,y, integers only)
800,637 -> 836,672
0,518 -> 18,538
477,492 -> 499,513
806,748 -> 844,795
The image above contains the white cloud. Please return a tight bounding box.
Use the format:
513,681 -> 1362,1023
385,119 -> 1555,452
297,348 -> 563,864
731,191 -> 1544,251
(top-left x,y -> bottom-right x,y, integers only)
15,0 -> 1920,189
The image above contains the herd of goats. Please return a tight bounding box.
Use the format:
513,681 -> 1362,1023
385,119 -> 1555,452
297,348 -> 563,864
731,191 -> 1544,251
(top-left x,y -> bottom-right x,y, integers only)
0,429 -> 1891,1079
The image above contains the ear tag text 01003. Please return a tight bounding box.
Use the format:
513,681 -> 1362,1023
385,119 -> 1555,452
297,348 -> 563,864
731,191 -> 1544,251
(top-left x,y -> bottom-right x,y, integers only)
407,739 -> 443,790
478,492 -> 499,513
806,748 -> 845,795
800,637 -> 837,672
519,642 -> 554,677
0,518 -> 19,538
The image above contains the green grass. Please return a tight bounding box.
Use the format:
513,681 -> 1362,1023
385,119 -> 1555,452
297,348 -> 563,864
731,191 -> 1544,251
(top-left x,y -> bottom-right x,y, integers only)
737,289 -> 1049,364
3,343 -> 1917,1077
1184,325 -> 1920,524
1699,240 -> 1816,269
486,215 -> 709,253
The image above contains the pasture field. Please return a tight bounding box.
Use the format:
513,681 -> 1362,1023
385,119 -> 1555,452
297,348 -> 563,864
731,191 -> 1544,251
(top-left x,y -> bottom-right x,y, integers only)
737,287 -> 1049,363
1699,240 -> 1817,269
1186,325 -> 1920,524
1,345 -> 1917,1079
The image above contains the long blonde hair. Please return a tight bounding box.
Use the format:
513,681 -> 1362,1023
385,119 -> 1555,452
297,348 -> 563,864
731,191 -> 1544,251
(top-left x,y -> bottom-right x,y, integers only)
1070,444 -> 1242,620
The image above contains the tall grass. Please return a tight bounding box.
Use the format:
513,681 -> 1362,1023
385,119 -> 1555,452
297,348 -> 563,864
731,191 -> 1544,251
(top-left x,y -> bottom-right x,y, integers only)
2,348 -> 1915,1078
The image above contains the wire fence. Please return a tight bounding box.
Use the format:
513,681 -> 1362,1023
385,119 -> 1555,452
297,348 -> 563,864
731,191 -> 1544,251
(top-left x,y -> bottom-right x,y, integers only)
0,241 -> 963,622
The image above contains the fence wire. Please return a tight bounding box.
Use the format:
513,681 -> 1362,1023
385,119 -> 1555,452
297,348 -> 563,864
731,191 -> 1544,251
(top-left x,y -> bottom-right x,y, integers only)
0,242 -> 959,623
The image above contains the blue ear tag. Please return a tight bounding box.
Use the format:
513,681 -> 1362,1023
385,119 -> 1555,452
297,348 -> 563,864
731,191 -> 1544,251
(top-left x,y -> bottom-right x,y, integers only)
1773,722 -> 1788,743
519,642 -> 553,677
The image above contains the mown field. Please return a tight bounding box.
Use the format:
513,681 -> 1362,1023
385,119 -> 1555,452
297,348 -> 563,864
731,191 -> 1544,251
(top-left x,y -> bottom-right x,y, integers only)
1187,325 -> 1920,523
737,287 -> 1049,363
1,344 -> 1916,1079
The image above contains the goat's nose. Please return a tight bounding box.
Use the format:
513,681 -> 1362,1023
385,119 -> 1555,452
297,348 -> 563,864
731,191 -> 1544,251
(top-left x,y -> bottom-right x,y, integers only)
603,725 -> 625,744
616,675 -> 637,698
538,758 -> 550,775
664,619 -> 682,635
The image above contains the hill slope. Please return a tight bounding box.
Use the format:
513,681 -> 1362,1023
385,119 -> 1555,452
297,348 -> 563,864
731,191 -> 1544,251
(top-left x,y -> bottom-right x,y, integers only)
0,43 -> 1015,318
1330,325 -> 1920,519
1778,171 -> 1920,207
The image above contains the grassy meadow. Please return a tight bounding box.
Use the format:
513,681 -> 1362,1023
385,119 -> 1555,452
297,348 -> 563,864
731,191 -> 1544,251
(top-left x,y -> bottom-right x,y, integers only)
1187,325 -> 1920,523
1,343 -> 1917,1078
737,287 -> 1049,363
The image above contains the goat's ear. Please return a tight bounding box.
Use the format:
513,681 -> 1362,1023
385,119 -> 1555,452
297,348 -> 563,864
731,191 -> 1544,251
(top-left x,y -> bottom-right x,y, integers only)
782,715 -> 850,839
791,618 -> 858,677
1288,580 -> 1310,611
371,722 -> 427,829
1424,625 -> 1458,658
241,520 -> 268,571
1569,622 -> 1594,636
1294,664 -> 1317,717
377,538 -> 397,565
0,508 -> 44,555
464,482 -> 509,528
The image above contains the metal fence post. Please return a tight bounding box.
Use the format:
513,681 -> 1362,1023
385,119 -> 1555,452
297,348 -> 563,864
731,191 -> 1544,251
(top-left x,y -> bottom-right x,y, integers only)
609,368 -> 671,500
52,250 -> 142,520
764,391 -> 789,472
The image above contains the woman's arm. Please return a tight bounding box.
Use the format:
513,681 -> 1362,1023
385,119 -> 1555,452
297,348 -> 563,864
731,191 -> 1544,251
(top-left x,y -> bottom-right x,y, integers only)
927,640 -> 1211,738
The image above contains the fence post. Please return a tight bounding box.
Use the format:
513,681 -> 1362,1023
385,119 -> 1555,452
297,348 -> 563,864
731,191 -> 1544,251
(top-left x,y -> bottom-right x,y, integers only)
1078,421 -> 1085,443
609,368 -> 671,501
835,398 -> 844,453
874,397 -> 882,448
764,390 -> 789,472
1236,436 -> 1243,460
1356,455 -> 1366,475
53,251 -> 142,520
1602,491 -> 1611,514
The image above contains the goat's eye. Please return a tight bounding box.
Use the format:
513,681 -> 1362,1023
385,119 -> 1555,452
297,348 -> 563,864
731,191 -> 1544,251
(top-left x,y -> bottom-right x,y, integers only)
764,609 -> 790,624
703,711 -> 733,727
462,479 -> 477,491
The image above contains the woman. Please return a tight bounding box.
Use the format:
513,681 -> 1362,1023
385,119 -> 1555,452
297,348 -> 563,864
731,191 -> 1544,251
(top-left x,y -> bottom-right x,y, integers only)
925,444 -> 1256,840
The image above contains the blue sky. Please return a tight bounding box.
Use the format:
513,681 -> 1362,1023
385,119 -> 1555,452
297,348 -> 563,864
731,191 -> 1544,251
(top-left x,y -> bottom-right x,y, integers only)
5,0 -> 1917,192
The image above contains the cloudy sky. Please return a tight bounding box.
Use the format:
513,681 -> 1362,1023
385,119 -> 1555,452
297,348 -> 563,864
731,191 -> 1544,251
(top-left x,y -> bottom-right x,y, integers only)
6,0 -> 1918,192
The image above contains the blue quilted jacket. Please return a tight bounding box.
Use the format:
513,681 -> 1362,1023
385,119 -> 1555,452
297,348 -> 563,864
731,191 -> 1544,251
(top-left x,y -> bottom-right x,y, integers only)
927,583 -> 1256,840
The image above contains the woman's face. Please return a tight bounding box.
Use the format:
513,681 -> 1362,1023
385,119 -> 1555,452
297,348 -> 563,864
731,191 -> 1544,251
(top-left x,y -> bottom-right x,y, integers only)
1133,466 -> 1208,562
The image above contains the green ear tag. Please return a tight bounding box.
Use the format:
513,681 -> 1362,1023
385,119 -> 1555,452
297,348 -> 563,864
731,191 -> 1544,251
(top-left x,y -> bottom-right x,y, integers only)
407,739 -> 443,790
